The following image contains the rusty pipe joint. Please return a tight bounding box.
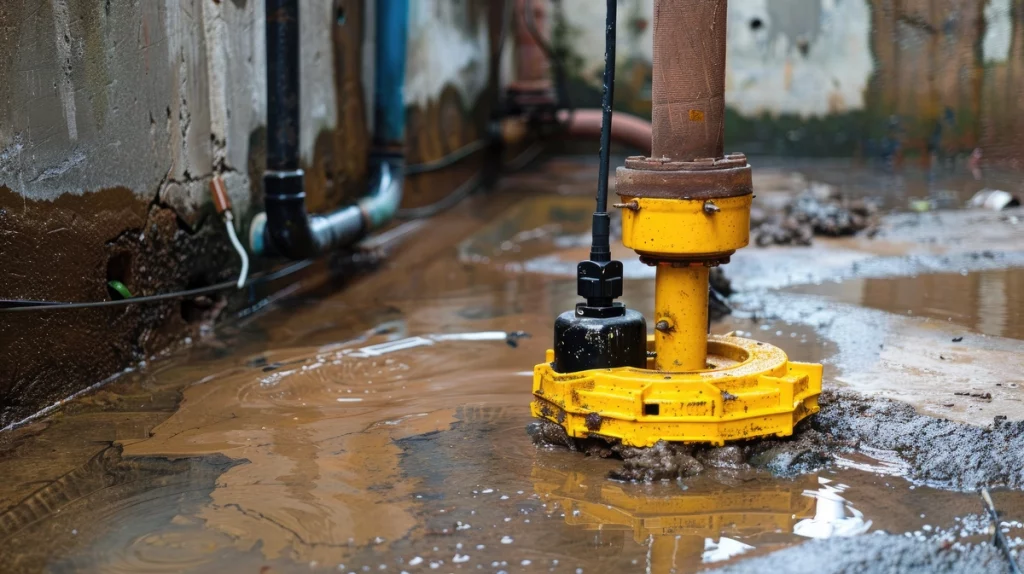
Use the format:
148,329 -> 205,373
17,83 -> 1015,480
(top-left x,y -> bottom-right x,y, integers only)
615,153 -> 753,266
508,0 -> 557,111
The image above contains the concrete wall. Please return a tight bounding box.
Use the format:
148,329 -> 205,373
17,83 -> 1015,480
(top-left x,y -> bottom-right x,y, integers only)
557,0 -> 1023,161
0,0 -> 499,428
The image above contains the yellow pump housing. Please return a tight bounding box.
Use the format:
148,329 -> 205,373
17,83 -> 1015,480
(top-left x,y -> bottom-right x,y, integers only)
533,0 -> 821,448
531,158 -> 823,447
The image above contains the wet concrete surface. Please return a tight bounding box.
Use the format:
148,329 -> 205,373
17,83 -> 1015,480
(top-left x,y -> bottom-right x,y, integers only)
790,268 -> 1024,341
3,158 -> 1024,572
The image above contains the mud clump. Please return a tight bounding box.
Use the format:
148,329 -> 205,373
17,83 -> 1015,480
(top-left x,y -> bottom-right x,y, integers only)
528,417 -> 846,482
526,420 -> 574,449
610,442 -> 706,481
712,533 -> 1016,574
753,184 -> 879,247
709,267 -> 733,321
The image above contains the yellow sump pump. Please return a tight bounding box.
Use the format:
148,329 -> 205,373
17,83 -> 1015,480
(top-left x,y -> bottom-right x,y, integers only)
531,0 -> 821,448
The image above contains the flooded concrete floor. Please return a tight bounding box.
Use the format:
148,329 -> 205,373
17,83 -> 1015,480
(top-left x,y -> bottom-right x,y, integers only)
3,158 -> 1024,573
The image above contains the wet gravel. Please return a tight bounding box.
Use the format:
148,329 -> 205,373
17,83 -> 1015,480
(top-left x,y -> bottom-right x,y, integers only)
712,533 -> 1016,574
813,390 -> 1024,491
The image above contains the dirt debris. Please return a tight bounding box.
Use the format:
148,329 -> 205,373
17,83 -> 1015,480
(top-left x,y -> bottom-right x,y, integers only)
814,390 -> 1024,491
610,442 -> 706,481
711,534 -> 1016,574
753,183 -> 879,247
954,391 -> 993,400
528,417 -> 842,482
530,389 -> 1024,491
709,267 -> 733,320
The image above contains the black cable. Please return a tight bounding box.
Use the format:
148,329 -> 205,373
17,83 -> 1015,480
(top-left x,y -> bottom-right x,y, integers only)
590,0 -> 616,263
396,138 -> 548,221
0,260 -> 313,312
395,172 -> 484,220
405,139 -> 489,175
503,141 -> 547,173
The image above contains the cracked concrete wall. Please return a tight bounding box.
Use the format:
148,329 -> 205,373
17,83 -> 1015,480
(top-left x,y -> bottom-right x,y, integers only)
0,0 -> 503,429
0,0 -> 348,429
0,0 -> 338,224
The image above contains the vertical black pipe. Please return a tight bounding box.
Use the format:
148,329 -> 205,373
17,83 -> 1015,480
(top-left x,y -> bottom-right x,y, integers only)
258,0 -> 406,260
263,0 -> 316,258
590,0 -> 617,264
266,0 -> 301,172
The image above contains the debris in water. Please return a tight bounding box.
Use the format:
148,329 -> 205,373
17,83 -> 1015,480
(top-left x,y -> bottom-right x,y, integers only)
954,392 -> 992,400
952,337 -> 964,343
505,331 -> 531,348
968,189 -> 1021,211
753,183 -> 879,247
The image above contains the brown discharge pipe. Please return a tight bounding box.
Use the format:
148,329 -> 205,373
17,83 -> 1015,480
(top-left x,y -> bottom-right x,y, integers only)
510,0 -> 554,95
651,0 -> 727,161
557,109 -> 653,155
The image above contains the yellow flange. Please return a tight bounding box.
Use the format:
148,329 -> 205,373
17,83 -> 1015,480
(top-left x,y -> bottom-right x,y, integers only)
532,335 -> 822,447
619,195 -> 751,260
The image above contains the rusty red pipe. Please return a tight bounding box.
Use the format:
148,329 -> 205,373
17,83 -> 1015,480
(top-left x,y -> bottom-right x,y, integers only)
651,0 -> 727,161
511,0 -> 552,93
557,109 -> 653,155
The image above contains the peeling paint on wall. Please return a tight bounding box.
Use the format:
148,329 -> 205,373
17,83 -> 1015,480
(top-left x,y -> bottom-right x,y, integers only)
984,0 -> 1012,64
726,0 -> 874,117
560,0 -> 874,118
557,0 -> 1021,159
405,0 -> 490,109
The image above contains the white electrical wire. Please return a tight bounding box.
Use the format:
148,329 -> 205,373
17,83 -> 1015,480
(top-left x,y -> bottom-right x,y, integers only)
223,211 -> 250,289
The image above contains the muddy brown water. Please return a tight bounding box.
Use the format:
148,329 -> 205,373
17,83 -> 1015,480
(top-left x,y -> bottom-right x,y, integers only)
2,160 -> 1024,573
789,268 -> 1024,341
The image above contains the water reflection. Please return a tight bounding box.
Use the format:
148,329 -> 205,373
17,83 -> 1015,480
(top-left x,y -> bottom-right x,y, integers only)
531,464 -> 820,571
790,267 -> 1024,340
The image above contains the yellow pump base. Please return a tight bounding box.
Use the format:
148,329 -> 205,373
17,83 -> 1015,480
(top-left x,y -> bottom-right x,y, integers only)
532,335 -> 822,447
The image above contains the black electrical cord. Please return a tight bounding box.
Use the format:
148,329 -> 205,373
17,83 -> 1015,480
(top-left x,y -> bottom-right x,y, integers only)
0,260 -> 314,312
395,172 -> 485,220
405,139 -> 489,176
396,140 -> 546,220
589,0 -> 616,263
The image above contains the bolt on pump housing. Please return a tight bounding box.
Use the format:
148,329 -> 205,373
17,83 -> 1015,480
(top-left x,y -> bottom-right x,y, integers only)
531,0 -> 822,448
